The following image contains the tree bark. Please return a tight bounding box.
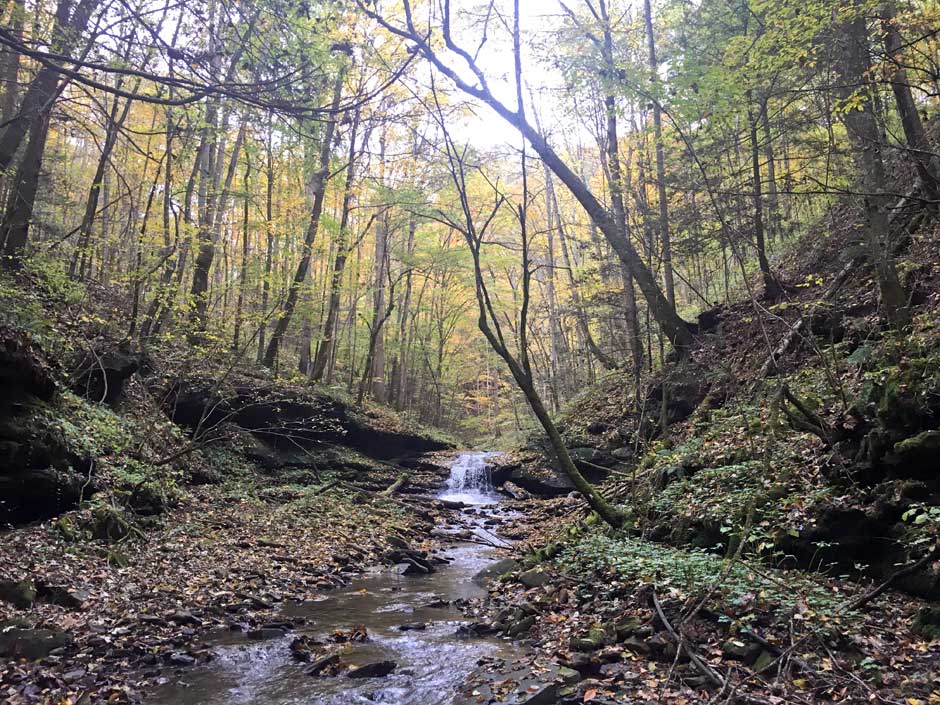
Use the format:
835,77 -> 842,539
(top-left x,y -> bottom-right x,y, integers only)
880,1 -> 940,206
308,106 -> 360,381
642,0 -> 675,307
835,2 -> 910,329
263,67 -> 346,368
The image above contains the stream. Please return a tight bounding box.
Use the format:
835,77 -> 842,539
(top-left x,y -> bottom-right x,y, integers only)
150,451 -> 517,705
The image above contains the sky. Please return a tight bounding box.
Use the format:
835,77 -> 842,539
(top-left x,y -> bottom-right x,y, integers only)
439,0 -> 575,150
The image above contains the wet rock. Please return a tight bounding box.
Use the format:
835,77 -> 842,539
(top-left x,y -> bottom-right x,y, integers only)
168,652 -> 196,667
455,622 -> 498,638
398,622 -> 427,631
499,481 -> 532,500
0,580 -> 36,608
473,558 -> 520,585
517,682 -> 558,704
425,598 -> 450,608
38,584 -> 89,609
168,611 -> 201,626
557,666 -> 582,685
570,628 -> 606,652
393,559 -> 430,576
247,627 -> 287,640
440,499 -> 467,510
508,615 -> 536,636
307,652 -> 342,677
347,660 -> 397,678
289,635 -> 321,661
518,568 -> 550,588
387,535 -> 410,550
0,626 -> 72,659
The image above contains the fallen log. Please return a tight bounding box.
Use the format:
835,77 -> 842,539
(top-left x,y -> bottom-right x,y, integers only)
382,474 -> 408,496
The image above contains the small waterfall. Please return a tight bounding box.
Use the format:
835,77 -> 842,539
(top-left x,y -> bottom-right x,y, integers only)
439,451 -> 499,505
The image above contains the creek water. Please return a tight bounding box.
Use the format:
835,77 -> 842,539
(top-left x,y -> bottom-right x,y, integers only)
150,452 -> 514,705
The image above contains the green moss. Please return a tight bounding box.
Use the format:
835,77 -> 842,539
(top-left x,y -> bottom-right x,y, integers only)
893,430 -> 940,457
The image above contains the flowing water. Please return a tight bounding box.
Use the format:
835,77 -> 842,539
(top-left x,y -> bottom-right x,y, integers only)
438,451 -> 501,506
150,452 -> 514,705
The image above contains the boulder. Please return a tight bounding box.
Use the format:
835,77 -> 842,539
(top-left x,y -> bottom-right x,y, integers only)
913,606 -> 940,641
347,660 -> 397,678
37,584 -> 88,609
0,625 -> 72,659
611,447 -> 634,462
168,652 -> 197,667
508,615 -> 536,636
518,568 -> 550,588
162,377 -> 452,462
0,328 -> 91,526
71,342 -> 145,405
0,580 -> 36,608
398,622 -> 427,631
307,652 -> 342,677
247,627 -> 287,640
499,481 -> 532,500
473,558 -> 520,585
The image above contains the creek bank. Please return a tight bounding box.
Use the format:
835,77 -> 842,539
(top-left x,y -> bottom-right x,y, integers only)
459,495 -> 940,705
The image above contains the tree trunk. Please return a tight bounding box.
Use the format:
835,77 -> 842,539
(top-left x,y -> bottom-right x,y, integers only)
880,1 -> 940,206
0,0 -> 95,173
70,91 -> 132,279
188,119 -> 245,341
836,2 -> 910,329
642,0 -> 675,307
749,98 -> 782,300
257,117 -> 276,364
598,0 -> 643,380
309,105 -> 360,381
263,68 -> 346,368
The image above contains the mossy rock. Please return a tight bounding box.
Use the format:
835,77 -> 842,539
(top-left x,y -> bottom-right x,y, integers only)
893,430 -> 940,458
0,580 -> 36,608
88,505 -> 134,542
569,627 -> 606,652
912,606 -> 940,641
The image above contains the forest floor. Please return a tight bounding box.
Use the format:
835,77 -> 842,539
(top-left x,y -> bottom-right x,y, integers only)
458,496 -> 940,705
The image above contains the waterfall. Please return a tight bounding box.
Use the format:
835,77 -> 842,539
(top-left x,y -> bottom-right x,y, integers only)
438,451 -> 499,505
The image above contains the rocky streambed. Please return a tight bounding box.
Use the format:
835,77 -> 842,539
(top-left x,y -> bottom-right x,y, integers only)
147,452 -> 547,705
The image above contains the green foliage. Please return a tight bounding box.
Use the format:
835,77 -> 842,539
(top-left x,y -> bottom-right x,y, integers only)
561,532 -> 856,624
654,461 -> 763,520
35,391 -> 133,459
